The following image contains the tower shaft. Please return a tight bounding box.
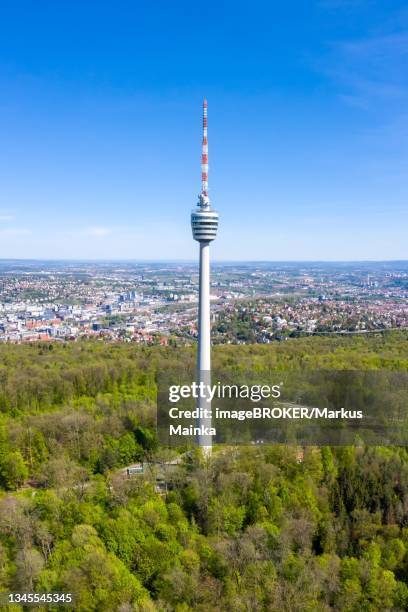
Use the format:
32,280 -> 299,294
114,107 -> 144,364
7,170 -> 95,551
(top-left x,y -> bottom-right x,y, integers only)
197,242 -> 211,372
197,242 -> 212,454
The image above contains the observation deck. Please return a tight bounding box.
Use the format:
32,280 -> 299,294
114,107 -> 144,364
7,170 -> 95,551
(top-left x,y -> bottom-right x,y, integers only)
191,198 -> 219,243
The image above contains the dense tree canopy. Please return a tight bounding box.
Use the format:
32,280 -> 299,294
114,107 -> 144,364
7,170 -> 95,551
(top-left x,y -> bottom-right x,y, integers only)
0,332 -> 406,610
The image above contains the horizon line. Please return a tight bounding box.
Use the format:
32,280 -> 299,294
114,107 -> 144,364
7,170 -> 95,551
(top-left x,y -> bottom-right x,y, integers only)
0,258 -> 406,264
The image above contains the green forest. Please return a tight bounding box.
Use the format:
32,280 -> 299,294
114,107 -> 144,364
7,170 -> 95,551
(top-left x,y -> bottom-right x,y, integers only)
0,332 -> 407,610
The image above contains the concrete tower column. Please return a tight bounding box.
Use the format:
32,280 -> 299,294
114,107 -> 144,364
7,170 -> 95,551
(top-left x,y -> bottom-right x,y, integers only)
198,241 -> 211,372
197,241 -> 212,454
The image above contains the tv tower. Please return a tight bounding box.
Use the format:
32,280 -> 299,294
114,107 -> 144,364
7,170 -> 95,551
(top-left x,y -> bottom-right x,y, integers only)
191,99 -> 219,455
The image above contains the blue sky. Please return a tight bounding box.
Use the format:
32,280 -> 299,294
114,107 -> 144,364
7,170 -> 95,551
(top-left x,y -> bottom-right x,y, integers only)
0,0 -> 407,260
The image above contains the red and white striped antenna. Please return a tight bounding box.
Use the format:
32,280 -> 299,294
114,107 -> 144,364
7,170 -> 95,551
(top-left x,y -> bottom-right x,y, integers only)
201,98 -> 209,200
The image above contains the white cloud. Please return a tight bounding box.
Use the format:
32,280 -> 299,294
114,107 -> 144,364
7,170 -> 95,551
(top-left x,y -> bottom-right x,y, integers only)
0,215 -> 15,221
84,226 -> 112,237
69,226 -> 113,237
317,28 -> 408,109
0,228 -> 31,236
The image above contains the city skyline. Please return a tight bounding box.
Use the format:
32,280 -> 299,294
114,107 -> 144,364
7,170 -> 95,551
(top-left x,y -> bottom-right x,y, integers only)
0,1 -> 407,260
0,259 -> 406,345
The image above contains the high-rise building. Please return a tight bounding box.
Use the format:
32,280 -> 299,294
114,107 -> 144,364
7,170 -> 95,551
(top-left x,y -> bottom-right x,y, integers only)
191,99 -> 219,456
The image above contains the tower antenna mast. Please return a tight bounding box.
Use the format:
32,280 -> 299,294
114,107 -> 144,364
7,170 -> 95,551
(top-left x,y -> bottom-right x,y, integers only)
201,98 -> 209,198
